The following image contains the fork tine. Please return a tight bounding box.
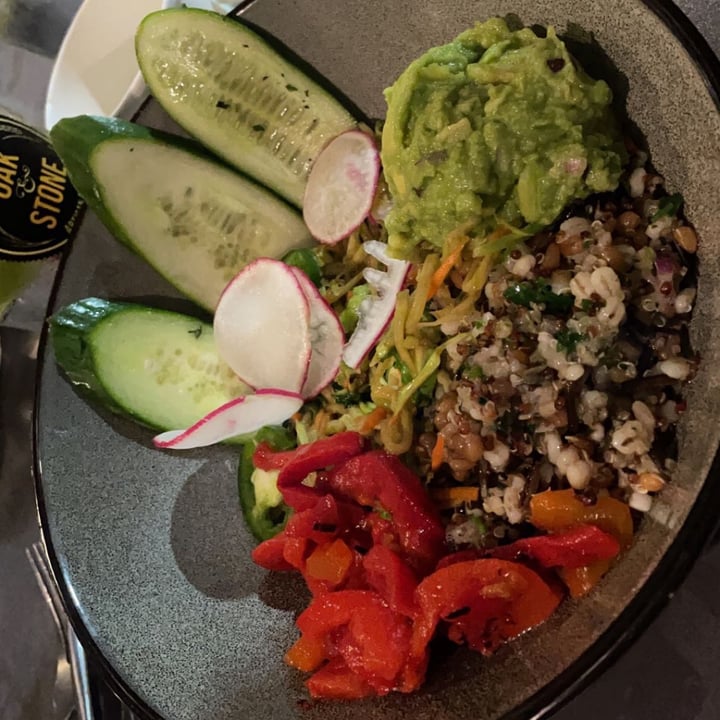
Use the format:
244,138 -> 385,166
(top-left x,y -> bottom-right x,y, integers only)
25,541 -> 69,655
26,540 -> 96,720
67,620 -> 94,720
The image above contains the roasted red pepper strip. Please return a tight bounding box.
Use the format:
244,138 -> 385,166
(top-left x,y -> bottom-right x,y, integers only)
411,559 -> 562,660
283,494 -> 365,543
490,524 -> 621,569
277,483 -> 325,512
251,497 -> 337,574
326,450 -> 446,573
252,432 -> 366,511
253,496 -> 342,572
295,590 -> 415,695
305,658 -> 375,700
362,545 -> 419,617
253,494 -> 368,594
253,431 -> 366,473
435,548 -> 484,570
250,533 -> 293,571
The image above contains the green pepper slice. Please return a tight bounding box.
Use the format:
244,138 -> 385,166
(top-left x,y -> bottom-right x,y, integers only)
282,248 -> 323,287
238,426 -> 295,541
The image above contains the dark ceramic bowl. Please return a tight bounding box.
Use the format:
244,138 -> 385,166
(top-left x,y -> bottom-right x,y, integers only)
35,1 -> 720,719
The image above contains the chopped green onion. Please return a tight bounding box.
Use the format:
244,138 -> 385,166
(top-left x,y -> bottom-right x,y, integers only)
462,364 -> 486,380
503,278 -> 573,314
651,193 -> 683,222
555,329 -> 586,354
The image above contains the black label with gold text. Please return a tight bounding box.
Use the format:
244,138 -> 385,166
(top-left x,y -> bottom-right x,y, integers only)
0,115 -> 84,261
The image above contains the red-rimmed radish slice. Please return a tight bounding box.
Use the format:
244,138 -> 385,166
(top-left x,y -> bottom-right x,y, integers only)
214,258 -> 311,393
303,129 -> 380,245
342,241 -> 410,369
289,268 -> 345,398
153,389 -> 303,450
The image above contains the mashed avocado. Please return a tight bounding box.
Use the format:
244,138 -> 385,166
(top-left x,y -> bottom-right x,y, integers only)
381,18 -> 626,258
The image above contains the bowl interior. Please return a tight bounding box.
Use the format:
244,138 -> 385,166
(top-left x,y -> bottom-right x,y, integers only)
36,1 -> 720,719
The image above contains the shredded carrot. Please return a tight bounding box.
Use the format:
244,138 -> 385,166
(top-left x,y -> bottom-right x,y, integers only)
430,434 -> 445,470
359,406 -> 388,435
427,237 -> 468,299
430,485 -> 480,510
312,410 -> 329,435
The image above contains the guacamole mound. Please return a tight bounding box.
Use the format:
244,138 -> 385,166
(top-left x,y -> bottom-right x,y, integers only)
381,18 -> 626,257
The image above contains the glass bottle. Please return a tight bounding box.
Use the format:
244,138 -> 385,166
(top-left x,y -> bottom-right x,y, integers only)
0,109 -> 84,319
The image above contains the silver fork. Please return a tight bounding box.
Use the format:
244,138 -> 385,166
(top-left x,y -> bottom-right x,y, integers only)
26,541 -> 94,720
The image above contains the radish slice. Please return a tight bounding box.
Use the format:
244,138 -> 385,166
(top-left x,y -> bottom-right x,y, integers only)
342,241 -> 410,369
290,268 -> 345,398
303,129 -> 380,245
153,389 -> 303,450
214,258 -> 312,393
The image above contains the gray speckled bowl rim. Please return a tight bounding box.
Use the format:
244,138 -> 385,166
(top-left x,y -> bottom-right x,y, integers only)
32,0 -> 720,719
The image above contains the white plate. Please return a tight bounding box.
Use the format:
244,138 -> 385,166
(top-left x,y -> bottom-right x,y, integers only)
44,0 -> 236,131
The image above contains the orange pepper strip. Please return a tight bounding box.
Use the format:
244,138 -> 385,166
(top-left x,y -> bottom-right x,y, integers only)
529,489 -> 633,549
560,560 -> 612,599
529,489 -> 634,597
285,633 -> 327,672
427,238 -> 468,299
430,486 -> 479,510
430,434 -> 445,471
305,538 -> 354,585
359,406 -> 388,435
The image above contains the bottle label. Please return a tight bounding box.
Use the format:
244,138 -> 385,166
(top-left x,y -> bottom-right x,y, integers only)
0,115 -> 84,261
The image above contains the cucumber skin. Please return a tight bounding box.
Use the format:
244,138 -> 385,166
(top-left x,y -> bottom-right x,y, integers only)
50,117 -> 217,309
49,116 -> 199,260
50,297 -> 245,440
50,115 -> 311,312
136,9 -> 357,207
50,297 -> 152,422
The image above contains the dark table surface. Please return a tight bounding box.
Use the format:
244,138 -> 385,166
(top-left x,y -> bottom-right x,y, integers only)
1,1 -> 720,719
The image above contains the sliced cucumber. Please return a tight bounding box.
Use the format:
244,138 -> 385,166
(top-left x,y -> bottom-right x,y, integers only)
135,8 -> 357,207
50,116 -> 311,312
50,298 -> 249,433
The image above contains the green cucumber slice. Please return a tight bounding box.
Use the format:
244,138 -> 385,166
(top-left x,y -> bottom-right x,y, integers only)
50,116 -> 311,312
135,8 -> 356,207
50,297 -> 249,433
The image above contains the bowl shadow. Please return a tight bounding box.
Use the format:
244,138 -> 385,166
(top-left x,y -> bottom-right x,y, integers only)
169,455 -> 265,600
